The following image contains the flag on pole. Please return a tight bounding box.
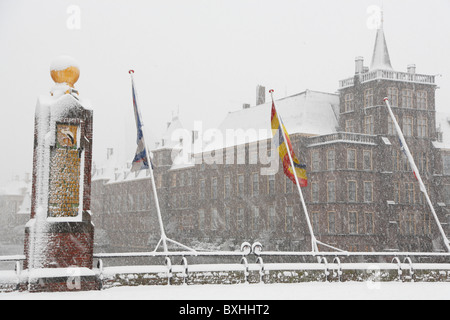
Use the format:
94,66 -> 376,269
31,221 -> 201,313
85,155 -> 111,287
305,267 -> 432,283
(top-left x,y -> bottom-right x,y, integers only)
270,100 -> 307,187
130,70 -> 152,172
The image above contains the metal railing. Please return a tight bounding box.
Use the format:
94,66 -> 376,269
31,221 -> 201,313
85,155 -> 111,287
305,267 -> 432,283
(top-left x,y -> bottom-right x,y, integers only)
308,132 -> 377,147
339,70 -> 436,89
2,242 -> 450,290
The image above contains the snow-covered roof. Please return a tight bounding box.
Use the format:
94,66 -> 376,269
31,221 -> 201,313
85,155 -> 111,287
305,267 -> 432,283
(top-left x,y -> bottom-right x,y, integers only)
203,90 -> 339,152
92,150 -> 123,182
92,90 -> 339,182
154,116 -> 187,151
153,115 -> 197,171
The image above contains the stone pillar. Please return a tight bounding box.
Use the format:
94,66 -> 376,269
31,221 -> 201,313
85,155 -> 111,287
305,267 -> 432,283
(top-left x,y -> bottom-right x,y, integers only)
23,56 -> 99,292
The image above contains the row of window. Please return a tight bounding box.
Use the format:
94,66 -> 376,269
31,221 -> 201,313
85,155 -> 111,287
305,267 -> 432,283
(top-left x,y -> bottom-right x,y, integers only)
392,150 -> 429,174
197,206 -> 294,233
344,88 -> 428,112
98,177 -> 432,214
199,175 -> 375,203
172,149 -> 374,197
198,174 -> 292,200
399,212 -> 432,236
387,88 -> 428,109
345,115 -> 429,137
393,181 -> 430,205
313,211 -> 431,236
307,180 -> 429,205
168,170 -> 193,188
101,192 -> 154,214
310,180 -> 373,203
311,211 -> 374,235
195,207 -> 378,235
311,149 -> 373,171
387,116 -> 428,137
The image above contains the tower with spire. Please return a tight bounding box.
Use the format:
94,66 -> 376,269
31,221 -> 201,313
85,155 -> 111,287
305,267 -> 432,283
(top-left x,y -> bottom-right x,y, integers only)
336,15 -> 446,251
338,14 -> 437,138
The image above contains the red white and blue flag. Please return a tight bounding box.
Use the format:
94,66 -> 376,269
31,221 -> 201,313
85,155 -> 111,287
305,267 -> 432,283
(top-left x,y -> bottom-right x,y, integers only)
130,70 -> 151,172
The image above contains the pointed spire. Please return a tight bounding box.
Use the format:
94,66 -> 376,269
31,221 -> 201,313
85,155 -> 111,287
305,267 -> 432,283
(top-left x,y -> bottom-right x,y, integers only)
370,11 -> 393,71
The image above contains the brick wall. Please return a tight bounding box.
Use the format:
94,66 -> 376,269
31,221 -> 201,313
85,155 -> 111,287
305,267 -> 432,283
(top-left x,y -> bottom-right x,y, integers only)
24,97 -> 95,272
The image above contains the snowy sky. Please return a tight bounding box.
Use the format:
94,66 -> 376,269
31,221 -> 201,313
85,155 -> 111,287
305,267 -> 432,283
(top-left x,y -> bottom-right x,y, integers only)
0,0 -> 449,185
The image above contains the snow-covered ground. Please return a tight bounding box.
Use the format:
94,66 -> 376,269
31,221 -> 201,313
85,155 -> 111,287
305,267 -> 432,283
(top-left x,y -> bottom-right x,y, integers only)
1,282 -> 449,300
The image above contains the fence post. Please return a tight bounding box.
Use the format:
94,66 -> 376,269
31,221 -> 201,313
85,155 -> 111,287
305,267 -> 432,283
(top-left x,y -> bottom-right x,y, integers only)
181,257 -> 188,285
256,257 -> 265,283
333,257 -> 342,282
165,257 -> 172,285
392,257 -> 402,281
320,257 -> 329,282
241,257 -> 249,283
403,257 -> 414,281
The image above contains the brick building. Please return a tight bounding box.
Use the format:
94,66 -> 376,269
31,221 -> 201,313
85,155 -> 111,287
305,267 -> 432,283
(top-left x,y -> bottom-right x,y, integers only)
91,23 -> 450,253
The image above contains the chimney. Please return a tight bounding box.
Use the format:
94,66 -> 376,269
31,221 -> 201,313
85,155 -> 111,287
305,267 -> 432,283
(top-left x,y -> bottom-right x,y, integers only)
256,85 -> 265,105
407,64 -> 416,74
242,103 -> 250,109
192,130 -> 199,143
106,148 -> 114,160
355,56 -> 364,74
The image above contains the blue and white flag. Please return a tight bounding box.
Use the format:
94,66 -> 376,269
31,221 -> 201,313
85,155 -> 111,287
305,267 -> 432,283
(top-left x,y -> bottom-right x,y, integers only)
130,71 -> 151,172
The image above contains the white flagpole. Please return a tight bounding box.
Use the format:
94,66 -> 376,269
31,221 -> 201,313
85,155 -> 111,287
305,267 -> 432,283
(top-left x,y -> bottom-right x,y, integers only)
129,71 -> 196,253
384,97 -> 450,252
129,70 -> 169,252
270,90 -> 319,252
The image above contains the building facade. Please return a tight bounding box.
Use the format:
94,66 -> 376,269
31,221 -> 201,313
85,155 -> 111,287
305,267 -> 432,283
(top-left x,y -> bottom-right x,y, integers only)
91,23 -> 450,253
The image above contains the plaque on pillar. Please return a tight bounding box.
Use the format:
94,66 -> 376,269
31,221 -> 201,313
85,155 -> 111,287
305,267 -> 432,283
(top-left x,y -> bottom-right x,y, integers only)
23,56 -> 100,292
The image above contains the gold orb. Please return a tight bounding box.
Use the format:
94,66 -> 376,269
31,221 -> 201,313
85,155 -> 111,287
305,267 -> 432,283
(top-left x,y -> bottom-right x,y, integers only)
50,56 -> 80,88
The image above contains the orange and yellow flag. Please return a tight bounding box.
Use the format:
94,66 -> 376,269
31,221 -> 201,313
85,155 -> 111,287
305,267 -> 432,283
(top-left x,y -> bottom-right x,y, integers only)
271,100 -> 307,187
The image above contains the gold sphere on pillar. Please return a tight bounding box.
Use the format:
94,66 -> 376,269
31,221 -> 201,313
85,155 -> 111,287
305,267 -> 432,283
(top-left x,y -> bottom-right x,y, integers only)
50,55 -> 80,88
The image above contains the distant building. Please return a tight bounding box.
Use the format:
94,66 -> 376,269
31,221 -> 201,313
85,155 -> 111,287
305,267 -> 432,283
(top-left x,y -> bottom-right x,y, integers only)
0,174 -> 31,243
91,22 -> 450,252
